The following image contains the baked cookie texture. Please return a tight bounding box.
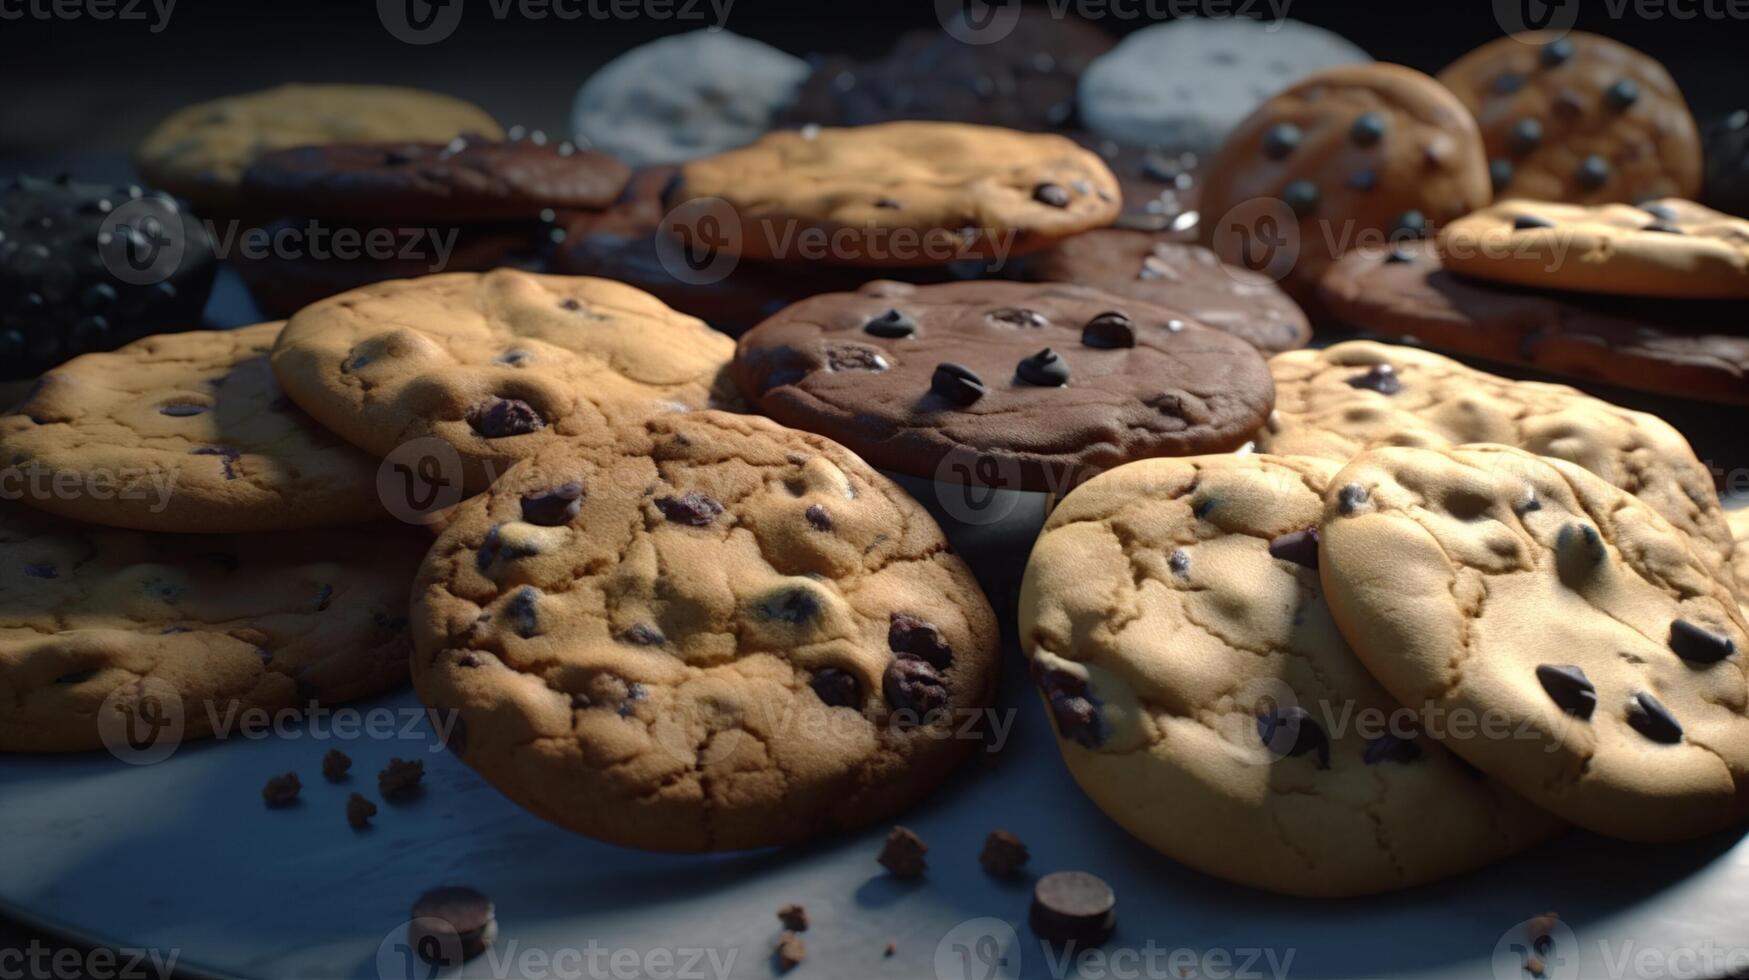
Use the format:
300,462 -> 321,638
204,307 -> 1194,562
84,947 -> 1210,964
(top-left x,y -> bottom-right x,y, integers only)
0,504 -> 425,752
1438,198 -> 1749,299
1437,31 -> 1701,204
1259,341 -> 1736,586
1020,454 -> 1562,896
732,280 -> 1276,492
270,269 -> 741,492
409,410 -> 1000,851
674,122 -> 1122,266
1320,445 -> 1749,841
135,84 -> 503,210
0,323 -> 383,532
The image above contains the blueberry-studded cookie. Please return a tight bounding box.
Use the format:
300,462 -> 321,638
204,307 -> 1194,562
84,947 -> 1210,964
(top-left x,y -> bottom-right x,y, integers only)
1320,445 -> 1749,841
0,503 -> 425,752
1259,341 -> 1736,585
673,123 -> 1121,266
732,280 -> 1275,492
409,410 -> 1000,851
0,323 -> 382,532
1438,198 -> 1749,299
1199,63 -> 1491,296
1020,454 -> 1561,896
270,269 -> 740,493
1438,32 -> 1701,204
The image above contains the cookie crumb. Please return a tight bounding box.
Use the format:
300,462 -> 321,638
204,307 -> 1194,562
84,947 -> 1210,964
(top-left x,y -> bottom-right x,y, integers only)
262,772 -> 300,807
775,933 -> 807,973
776,903 -> 808,931
322,749 -> 352,782
1527,912 -> 1559,952
378,757 -> 425,801
1524,955 -> 1546,978
347,792 -> 377,829
979,829 -> 1029,876
884,940 -> 896,957
878,826 -> 928,879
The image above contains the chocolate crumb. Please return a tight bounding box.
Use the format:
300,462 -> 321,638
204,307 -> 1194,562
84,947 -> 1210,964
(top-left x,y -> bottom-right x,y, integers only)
979,829 -> 1030,876
322,749 -> 352,782
777,903 -> 809,931
775,933 -> 807,973
378,757 -> 425,801
878,825 -> 928,879
884,941 -> 896,958
347,792 -> 377,829
262,772 -> 300,807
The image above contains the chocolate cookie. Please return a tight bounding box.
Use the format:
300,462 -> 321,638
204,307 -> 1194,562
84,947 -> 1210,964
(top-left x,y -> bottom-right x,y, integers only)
1021,454 -> 1562,895
1703,110 -> 1749,218
673,123 -> 1121,267
0,504 -> 424,752
135,84 -> 503,211
1,175 -> 216,380
270,269 -> 740,492
409,410 -> 1000,851
1437,31 -> 1701,204
1438,198 -> 1749,299
1200,63 -> 1491,297
0,323 -> 382,532
1318,240 -> 1749,406
1022,232 -> 1311,354
732,280 -> 1275,492
1320,444 -> 1749,841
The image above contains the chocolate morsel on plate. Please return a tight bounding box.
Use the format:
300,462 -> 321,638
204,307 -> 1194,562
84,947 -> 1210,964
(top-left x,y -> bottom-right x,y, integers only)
1030,871 -> 1117,947
1535,664 -> 1597,720
409,886 -> 498,966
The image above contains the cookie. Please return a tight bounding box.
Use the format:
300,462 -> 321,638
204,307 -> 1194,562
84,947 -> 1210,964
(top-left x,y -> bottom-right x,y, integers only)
1703,110 -> 1749,218
1021,232 -> 1312,354
1,175 -> 216,380
1318,240 -> 1749,406
270,270 -> 739,493
1320,444 -> 1749,841
1258,341 -> 1737,587
1437,31 -> 1701,204
238,136 -> 629,223
0,323 -> 382,532
732,280 -> 1275,492
673,122 -> 1121,267
570,30 -> 808,167
1020,454 -> 1561,895
408,410 -> 1000,851
136,84 -> 502,212
1438,198 -> 1749,299
1077,17 -> 1370,154
1199,63 -> 1491,296
0,504 -> 424,752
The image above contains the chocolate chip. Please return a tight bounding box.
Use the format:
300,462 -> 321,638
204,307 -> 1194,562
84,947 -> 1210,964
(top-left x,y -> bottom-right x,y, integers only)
520,481 -> 583,526
1016,348 -> 1070,387
1669,619 -> 1735,664
883,657 -> 948,719
1256,706 -> 1329,768
1509,118 -> 1543,156
987,307 -> 1047,328
1536,664 -> 1597,720
889,614 -> 952,668
931,362 -> 985,406
1030,871 -> 1116,947
1642,202 -> 1680,221
322,749 -> 352,782
1604,78 -> 1641,111
810,666 -> 862,708
1168,549 -> 1190,577
1392,210 -> 1428,238
656,492 -> 723,526
159,403 -> 206,417
1346,168 -> 1379,192
1493,72 -> 1526,95
409,886 -> 497,965
1350,112 -> 1387,146
1262,122 -> 1301,159
1626,692 -> 1682,743
1576,155 -> 1611,191
864,308 -> 917,338
54,668 -> 97,684
1644,222 -> 1684,235
804,503 -> 833,531
1555,522 -> 1606,584
1032,183 -> 1071,208
1385,247 -> 1416,264
558,297 -> 582,312
1363,734 -> 1423,765
874,197 -> 902,209
262,772 -> 300,807
1345,363 -> 1401,394
1514,215 -> 1556,230
1490,159 -> 1515,191
505,587 -> 541,638
619,623 -> 665,646
877,826 -> 928,879
346,792 -> 376,829
466,398 -> 545,438
1540,38 -> 1574,67
1268,528 -> 1319,570
759,588 -> 820,625
1282,180 -> 1320,217
979,830 -> 1030,876
1338,484 -> 1369,515
1081,311 -> 1136,349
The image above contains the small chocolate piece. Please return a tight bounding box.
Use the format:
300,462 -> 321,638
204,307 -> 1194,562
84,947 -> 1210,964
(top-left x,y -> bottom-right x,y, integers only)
322,749 -> 352,782
1338,483 -> 1369,515
1350,112 -> 1387,146
1528,913 -> 1560,955
883,657 -> 949,719
889,614 -> 953,668
520,481 -> 584,526
1493,73 -> 1526,95
1037,666 -> 1103,747
409,886 -> 497,966
1345,363 -> 1401,394
1262,122 -> 1301,159
346,792 -> 377,829
1576,155 -> 1611,191
159,403 -> 207,417
1081,311 -> 1136,349
619,623 -> 666,646
884,941 -> 897,958
1282,179 -> 1320,217
1347,168 -> 1379,192
1016,348 -> 1071,387
777,904 -> 809,932
775,933 -> 807,973
1393,210 -> 1428,238
1536,664 -> 1597,720
810,666 -> 862,708
1604,78 -> 1641,111
656,492 -> 724,526
1033,183 -> 1071,208
1625,691 -> 1682,743
1642,202 -> 1680,222
1509,118 -> 1543,157
1643,222 -> 1684,235
804,503 -> 833,531
1514,214 -> 1556,230
504,586 -> 541,638
865,308 -> 918,338
1030,871 -> 1116,947
1540,38 -> 1574,67
1256,706 -> 1330,768
979,829 -> 1030,876
1363,733 -> 1423,765
378,757 -> 425,801
1168,548 -> 1190,576
1669,619 -> 1735,664
1490,158 -> 1515,191
466,397 -> 545,438
1555,522 -> 1606,583
878,826 -> 928,879
1267,528 -> 1319,570
262,772 -> 301,807
931,362 -> 986,406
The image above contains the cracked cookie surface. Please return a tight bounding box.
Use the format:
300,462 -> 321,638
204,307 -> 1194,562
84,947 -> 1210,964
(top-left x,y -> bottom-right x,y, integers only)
1320,445 -> 1749,841
409,410 -> 1000,851
0,503 -> 425,752
1019,454 -> 1560,896
0,323 -> 383,532
1258,341 -> 1736,585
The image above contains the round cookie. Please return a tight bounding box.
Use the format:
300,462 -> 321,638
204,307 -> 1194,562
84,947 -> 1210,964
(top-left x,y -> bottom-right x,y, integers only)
0,323 -> 383,532
1438,198 -> 1749,299
1437,31 -> 1701,204
732,280 -> 1276,492
1,175 -> 216,381
1320,444 -> 1749,841
1199,63 -> 1491,297
0,503 -> 425,752
1703,110 -> 1749,219
673,122 -> 1122,267
1077,17 -> 1370,154
409,410 -> 1000,852
1258,341 -> 1737,585
270,269 -> 740,493
570,30 -> 808,167
1019,454 -> 1562,896
136,84 -> 502,212
1022,231 -> 1312,354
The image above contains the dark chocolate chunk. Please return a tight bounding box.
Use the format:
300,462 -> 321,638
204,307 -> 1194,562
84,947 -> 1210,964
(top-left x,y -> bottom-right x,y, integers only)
520,481 -> 584,526
1576,155 -> 1611,191
1604,78 -> 1641,111
656,492 -> 724,526
1345,363 -> 1401,394
1016,348 -> 1071,387
1347,168 -> 1379,192
1669,619 -> 1735,664
409,886 -> 497,966
1493,72 -> 1526,95
159,403 -> 207,417
1350,112 -> 1387,146
804,503 -> 833,531
864,308 -> 917,338
889,614 -> 953,668
1555,522 -> 1606,584
1642,202 -> 1680,222
1514,214 -> 1556,230
1490,158 -> 1515,191
1262,123 -> 1302,159
1282,179 -> 1320,217
1256,706 -> 1330,768
1081,311 -> 1136,349
504,586 -> 541,638
1509,118 -> 1543,157
619,623 -> 666,646
1168,549 -> 1190,576
1032,182 -> 1071,208
979,830 -> 1030,876
1536,664 -> 1597,720
1540,38 -> 1574,67
1030,871 -> 1116,947
810,666 -> 862,708
759,588 -> 820,625
883,657 -> 949,718
931,362 -> 986,405
1393,210 -> 1428,238
987,307 -> 1048,328
1625,691 -> 1682,744
1385,247 -> 1416,264
1267,528 -> 1320,570
466,398 -> 545,438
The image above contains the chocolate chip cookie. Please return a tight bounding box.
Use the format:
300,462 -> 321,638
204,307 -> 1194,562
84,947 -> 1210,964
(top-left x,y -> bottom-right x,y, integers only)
270,269 -> 740,492
1320,444 -> 1749,841
0,323 -> 382,532
409,410 -> 1000,851
1437,31 -> 1701,204
673,123 -> 1121,267
732,280 -> 1275,492
1259,341 -> 1736,584
1020,454 -> 1561,895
